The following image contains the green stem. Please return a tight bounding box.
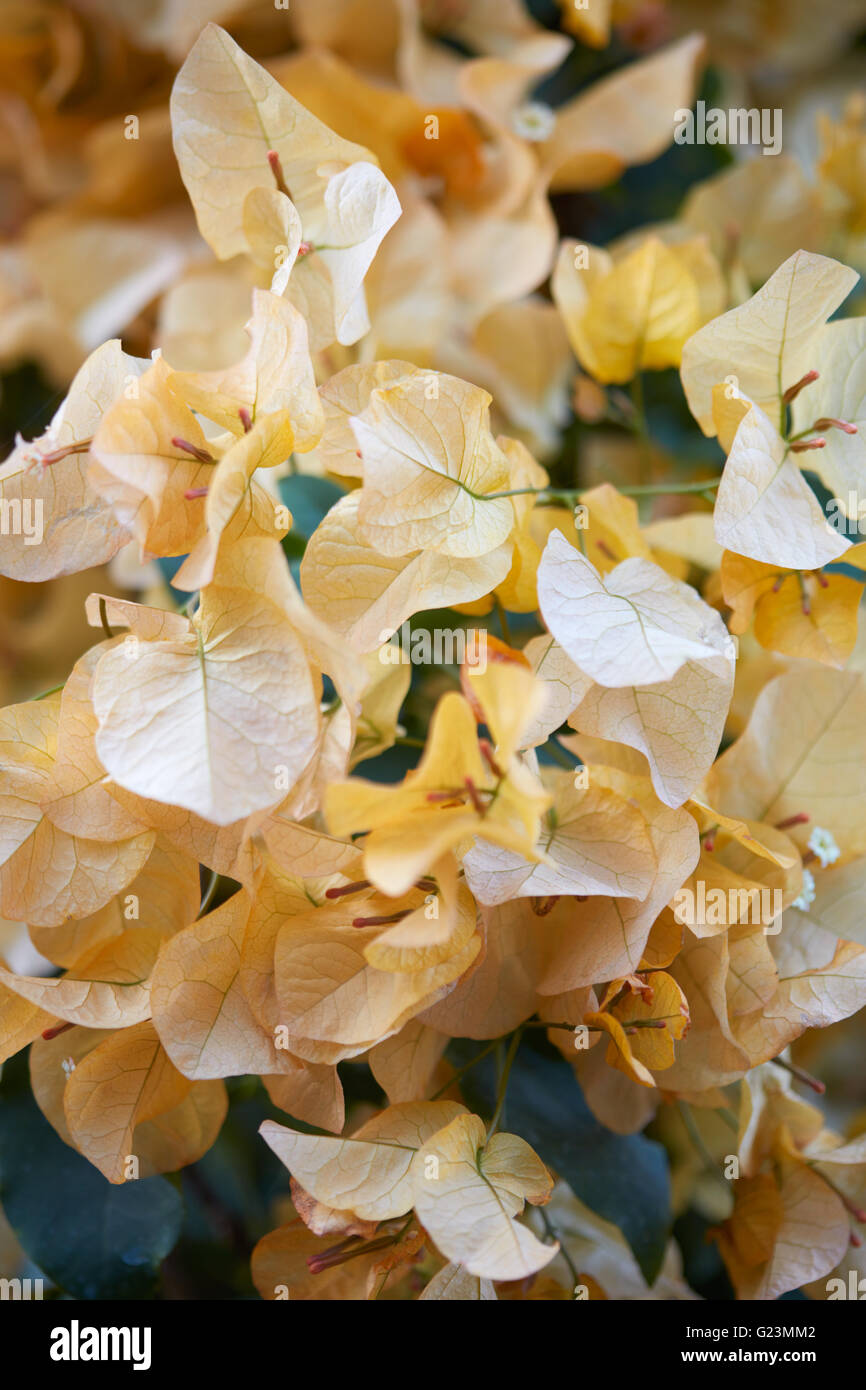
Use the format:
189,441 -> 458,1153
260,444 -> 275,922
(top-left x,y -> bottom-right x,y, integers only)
482,479 -> 720,503
33,681 -> 66,701
494,596 -> 512,646
619,479 -> 720,497
480,487 -> 568,501
541,738 -> 577,771
539,1208 -> 580,1291
487,1026 -> 524,1139
630,371 -> 651,486
429,1036 -> 503,1101
677,1100 -> 724,1178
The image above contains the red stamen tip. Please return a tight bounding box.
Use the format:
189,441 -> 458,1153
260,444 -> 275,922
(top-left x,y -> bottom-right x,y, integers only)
41,1021 -> 74,1040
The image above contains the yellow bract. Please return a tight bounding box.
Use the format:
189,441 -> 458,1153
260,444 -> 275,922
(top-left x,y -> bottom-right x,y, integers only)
325,666 -> 551,896
553,236 -> 702,383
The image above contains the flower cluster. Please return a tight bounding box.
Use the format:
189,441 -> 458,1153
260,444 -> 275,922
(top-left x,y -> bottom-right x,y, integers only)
1,3 -> 866,1303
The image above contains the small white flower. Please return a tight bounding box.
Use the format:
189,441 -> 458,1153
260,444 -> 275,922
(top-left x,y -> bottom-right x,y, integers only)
808,826 -> 840,867
61,1056 -> 76,1076
511,101 -> 556,142
16,432 -> 45,474
792,868 -> 816,912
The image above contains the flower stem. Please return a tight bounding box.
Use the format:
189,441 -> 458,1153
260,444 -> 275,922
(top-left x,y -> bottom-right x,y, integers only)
429,1036 -> 503,1101
482,478 -> 719,503
630,371 -> 651,486
677,1100 -> 725,1178
494,595 -> 512,646
487,1025 -> 524,1139
770,1055 -> 825,1094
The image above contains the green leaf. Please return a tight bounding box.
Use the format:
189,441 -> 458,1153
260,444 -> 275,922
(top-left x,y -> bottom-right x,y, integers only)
0,1052 -> 183,1298
448,1036 -> 671,1284
278,475 -> 345,540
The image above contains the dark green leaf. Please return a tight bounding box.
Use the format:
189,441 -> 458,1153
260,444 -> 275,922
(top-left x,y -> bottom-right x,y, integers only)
277,475 -> 344,540
0,1052 -> 183,1299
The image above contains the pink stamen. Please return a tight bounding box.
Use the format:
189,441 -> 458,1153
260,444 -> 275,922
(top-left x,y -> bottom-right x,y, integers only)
814,417 -> 857,435
352,910 -> 412,928
36,437 -> 94,467
479,739 -> 503,779
464,777 -> 485,817
267,149 -> 290,198
172,437 -> 214,464
324,879 -> 370,900
782,370 -> 819,405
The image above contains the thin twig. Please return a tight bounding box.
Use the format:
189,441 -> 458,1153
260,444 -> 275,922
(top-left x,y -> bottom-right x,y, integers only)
487,1026 -> 524,1139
